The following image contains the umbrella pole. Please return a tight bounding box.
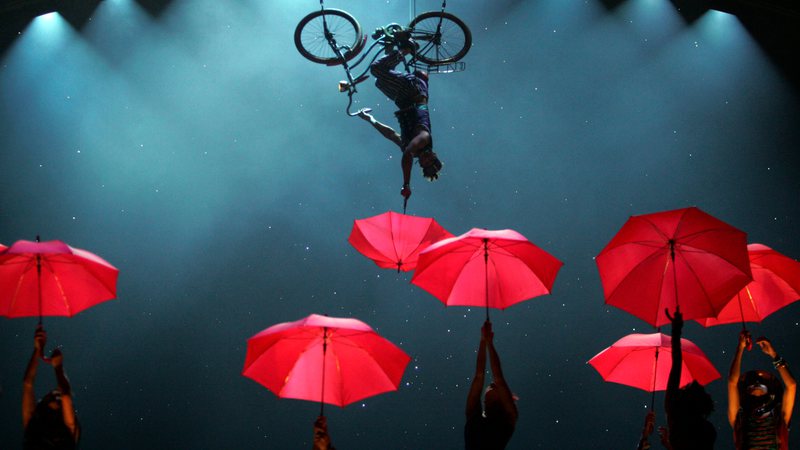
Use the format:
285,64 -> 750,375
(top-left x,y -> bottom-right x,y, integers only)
320,327 -> 328,417
36,235 -> 42,327
737,290 -> 748,333
650,344 -> 659,410
669,240 -> 679,313
483,239 -> 490,322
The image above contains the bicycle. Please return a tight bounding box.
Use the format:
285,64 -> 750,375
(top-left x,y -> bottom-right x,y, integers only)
294,0 -> 472,116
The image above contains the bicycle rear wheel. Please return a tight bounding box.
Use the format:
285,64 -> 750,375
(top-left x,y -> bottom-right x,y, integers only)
408,11 -> 471,65
295,9 -> 365,65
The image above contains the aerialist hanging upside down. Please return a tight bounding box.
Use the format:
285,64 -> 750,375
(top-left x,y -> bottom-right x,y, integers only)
357,29 -> 443,202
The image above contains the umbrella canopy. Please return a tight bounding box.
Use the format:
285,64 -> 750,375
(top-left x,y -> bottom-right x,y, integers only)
348,211 -> 453,272
242,314 -> 410,410
697,243 -> 800,327
588,332 -> 720,392
0,239 -> 119,319
410,228 -> 562,315
596,207 -> 752,327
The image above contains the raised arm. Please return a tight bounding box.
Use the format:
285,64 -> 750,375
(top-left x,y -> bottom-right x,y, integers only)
665,308 -> 683,417
756,337 -> 796,426
22,326 -> 46,428
50,349 -> 78,439
466,323 -> 487,419
727,330 -> 750,427
357,109 -> 401,147
312,415 -> 335,450
484,322 -> 518,423
637,411 -> 655,450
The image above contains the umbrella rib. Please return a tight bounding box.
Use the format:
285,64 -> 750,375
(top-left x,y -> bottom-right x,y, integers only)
8,259 -> 35,314
639,216 -> 672,242
677,242 -> 751,280
332,338 -> 398,404
389,215 -> 401,264
42,259 -> 72,316
604,347 -> 664,382
744,286 -> 762,320
604,247 -> 668,324
673,249 -> 718,316
275,335 -> 324,397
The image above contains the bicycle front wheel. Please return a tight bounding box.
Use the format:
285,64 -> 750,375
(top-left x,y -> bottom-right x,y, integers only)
408,11 -> 471,65
295,9 -> 364,65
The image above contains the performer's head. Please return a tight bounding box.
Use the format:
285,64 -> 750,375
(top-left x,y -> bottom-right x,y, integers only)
418,148 -> 442,181
738,370 -> 782,415
676,381 -> 714,419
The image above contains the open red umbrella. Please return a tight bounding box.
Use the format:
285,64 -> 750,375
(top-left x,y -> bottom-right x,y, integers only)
348,211 -> 453,272
0,238 -> 119,322
697,243 -> 800,327
242,314 -> 410,415
596,207 -> 751,327
410,228 -> 562,320
588,332 -> 720,393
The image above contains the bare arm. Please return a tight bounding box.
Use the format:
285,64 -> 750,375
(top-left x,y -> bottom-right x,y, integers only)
728,331 -> 749,427
312,415 -> 334,450
22,327 -> 46,428
485,322 -> 518,423
50,349 -> 78,438
357,109 -> 402,147
466,325 -> 487,418
756,338 -> 796,426
637,411 -> 655,450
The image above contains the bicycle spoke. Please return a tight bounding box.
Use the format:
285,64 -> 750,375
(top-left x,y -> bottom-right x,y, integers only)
410,13 -> 469,64
296,10 -> 362,63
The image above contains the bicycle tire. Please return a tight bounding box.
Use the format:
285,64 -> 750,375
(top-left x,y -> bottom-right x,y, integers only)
408,11 -> 471,65
295,9 -> 365,65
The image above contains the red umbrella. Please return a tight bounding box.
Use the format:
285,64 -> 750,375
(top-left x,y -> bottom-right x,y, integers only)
348,211 -> 453,272
596,207 -> 752,327
697,243 -> 800,327
0,238 -> 119,321
242,314 -> 410,415
588,332 -> 720,392
410,228 -> 562,320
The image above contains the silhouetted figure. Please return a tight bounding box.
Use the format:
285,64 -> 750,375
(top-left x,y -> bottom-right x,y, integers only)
728,332 -> 796,450
22,326 -> 80,450
312,415 -> 336,450
664,307 -> 716,450
464,321 -> 518,450
357,30 -> 442,202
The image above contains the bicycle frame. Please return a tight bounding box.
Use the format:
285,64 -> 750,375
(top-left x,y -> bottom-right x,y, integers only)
315,0 -> 454,115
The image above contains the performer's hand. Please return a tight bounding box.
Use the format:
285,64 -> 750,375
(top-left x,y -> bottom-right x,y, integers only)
738,330 -> 752,352
50,348 -> 63,368
401,184 -> 411,200
665,306 -> 682,332
755,336 -> 777,358
33,326 -> 47,356
657,426 -> 671,449
642,411 -> 655,437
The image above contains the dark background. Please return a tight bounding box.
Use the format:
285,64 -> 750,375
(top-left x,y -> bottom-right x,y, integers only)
1,0 -> 799,448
